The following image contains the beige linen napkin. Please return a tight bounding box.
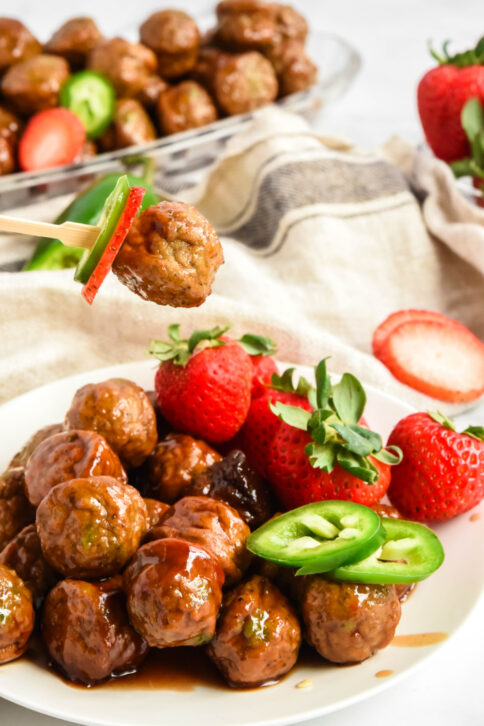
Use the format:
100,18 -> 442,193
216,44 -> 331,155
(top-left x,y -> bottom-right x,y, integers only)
0,108 -> 483,414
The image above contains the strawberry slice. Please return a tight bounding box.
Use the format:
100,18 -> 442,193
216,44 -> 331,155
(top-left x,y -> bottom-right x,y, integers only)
81,186 -> 145,304
372,309 -> 466,356
377,320 -> 484,402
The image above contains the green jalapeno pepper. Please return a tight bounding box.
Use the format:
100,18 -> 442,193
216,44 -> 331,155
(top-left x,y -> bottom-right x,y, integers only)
247,501 -> 384,575
60,71 -> 116,139
23,172 -> 159,271
329,517 -> 445,584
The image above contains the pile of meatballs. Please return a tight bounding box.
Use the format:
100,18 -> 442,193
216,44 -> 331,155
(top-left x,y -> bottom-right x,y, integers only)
0,2 -> 318,176
0,377 -> 405,689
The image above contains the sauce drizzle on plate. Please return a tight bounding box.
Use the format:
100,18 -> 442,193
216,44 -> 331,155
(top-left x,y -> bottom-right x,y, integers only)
391,633 -> 448,648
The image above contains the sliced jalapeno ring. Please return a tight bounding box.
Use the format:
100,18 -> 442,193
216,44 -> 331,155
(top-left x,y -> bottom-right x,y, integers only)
247,501 -> 383,574
74,175 -> 131,285
329,517 -> 445,585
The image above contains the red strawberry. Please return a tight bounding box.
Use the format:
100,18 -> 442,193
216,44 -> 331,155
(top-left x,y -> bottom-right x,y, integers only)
417,39 -> 484,162
240,386 -> 312,478
250,355 -> 279,396
266,422 -> 391,510
387,411 -> 484,521
18,108 -> 86,171
150,325 -> 277,444
372,309 -> 466,357
376,319 -> 484,402
242,360 -> 400,510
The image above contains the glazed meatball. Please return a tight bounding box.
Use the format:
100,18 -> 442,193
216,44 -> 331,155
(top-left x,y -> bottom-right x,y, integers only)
64,378 -> 158,468
274,4 -> 308,43
0,18 -> 40,71
265,39 -> 317,95
45,17 -> 103,67
143,498 -> 170,529
124,537 -> 223,647
150,495 -> 251,586
9,422 -> 63,469
214,51 -> 278,115
2,54 -> 70,115
0,564 -> 34,664
297,577 -> 401,664
157,81 -> 217,135
207,574 -> 300,687
24,430 -> 127,507
140,10 -> 200,79
36,476 -> 148,579
100,98 -> 156,151
0,137 -> 15,175
143,433 -> 222,503
43,577 -> 148,685
112,201 -> 224,308
88,37 -> 163,104
215,0 -> 277,49
0,468 -> 35,551
0,524 -> 57,609
187,450 -> 273,528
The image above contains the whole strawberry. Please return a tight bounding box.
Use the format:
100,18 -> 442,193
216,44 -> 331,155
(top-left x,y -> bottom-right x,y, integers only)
239,368 -> 313,477
418,38 -> 484,163
242,361 -> 400,510
387,412 -> 484,521
150,324 -> 276,444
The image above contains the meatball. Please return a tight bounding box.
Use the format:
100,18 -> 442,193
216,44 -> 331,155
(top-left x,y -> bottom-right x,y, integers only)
9,422 -> 63,469
265,39 -> 317,95
124,537 -> 224,648
65,378 -> 157,468
140,10 -> 200,78
0,468 -> 35,551
0,564 -> 34,664
0,18 -> 41,71
214,51 -> 278,115
45,17 -> 103,67
143,497 -> 170,529
215,0 -> 277,49
88,37 -> 162,105
43,577 -> 148,685
143,433 -> 222,503
0,137 -> 15,175
297,577 -> 401,664
157,81 -> 217,135
100,98 -> 156,151
24,430 -> 127,507
0,524 -> 58,609
36,476 -> 148,579
2,54 -> 70,115
207,574 -> 300,687
187,450 -> 274,528
150,495 -> 251,586
274,4 -> 308,43
112,201 -> 224,308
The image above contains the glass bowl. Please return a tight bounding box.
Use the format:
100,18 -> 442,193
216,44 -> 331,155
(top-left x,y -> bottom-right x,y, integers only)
0,31 -> 360,211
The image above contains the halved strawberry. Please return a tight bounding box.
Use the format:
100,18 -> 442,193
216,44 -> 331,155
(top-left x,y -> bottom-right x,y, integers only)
377,320 -> 484,402
18,108 -> 86,171
81,186 -> 145,304
372,309 -> 467,356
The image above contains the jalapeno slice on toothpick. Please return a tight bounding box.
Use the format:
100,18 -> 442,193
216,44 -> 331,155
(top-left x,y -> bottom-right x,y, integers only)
247,501 -> 384,574
330,517 -> 445,584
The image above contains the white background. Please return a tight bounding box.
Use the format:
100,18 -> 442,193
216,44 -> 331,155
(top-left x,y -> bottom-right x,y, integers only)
0,0 -> 483,724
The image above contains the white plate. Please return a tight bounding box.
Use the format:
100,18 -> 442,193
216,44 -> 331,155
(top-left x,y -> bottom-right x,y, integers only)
0,360 -> 483,726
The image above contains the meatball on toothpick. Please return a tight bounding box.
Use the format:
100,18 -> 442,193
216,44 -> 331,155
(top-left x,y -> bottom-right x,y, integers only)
112,201 -> 224,308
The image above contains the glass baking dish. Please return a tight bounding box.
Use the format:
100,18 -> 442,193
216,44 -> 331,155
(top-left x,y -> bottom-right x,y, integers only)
0,31 -> 360,211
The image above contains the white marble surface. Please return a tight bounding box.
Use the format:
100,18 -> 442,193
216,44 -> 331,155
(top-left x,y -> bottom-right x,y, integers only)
1,0 -> 483,724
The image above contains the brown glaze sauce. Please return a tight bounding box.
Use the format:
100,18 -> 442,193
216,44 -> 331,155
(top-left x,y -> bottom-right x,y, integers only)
391,632 -> 448,648
470,512 -> 481,522
24,639 -> 327,692
375,669 -> 393,678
